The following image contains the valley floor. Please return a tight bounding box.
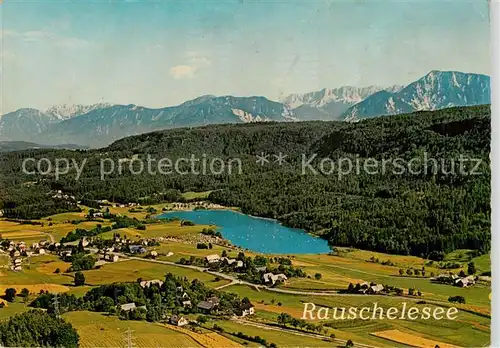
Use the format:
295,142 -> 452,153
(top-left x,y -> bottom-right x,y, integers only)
0,202 -> 491,347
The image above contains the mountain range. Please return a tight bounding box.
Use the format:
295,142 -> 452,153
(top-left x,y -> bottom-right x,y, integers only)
0,70 -> 490,148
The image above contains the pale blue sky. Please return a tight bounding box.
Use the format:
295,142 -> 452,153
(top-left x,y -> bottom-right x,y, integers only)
0,0 -> 490,113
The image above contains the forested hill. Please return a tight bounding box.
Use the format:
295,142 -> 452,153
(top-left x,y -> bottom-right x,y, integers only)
0,105 -> 490,258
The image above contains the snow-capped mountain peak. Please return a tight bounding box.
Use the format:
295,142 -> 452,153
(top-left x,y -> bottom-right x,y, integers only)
341,70 -> 490,121
44,103 -> 112,120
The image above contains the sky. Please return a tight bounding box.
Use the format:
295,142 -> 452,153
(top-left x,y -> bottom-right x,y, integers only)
0,0 -> 491,114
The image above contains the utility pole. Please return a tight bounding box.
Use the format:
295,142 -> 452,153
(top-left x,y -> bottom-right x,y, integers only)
123,328 -> 135,348
52,294 -> 60,318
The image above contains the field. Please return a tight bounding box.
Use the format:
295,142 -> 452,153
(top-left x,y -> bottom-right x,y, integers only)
0,254 -> 72,286
284,251 -> 491,308
81,259 -> 229,288
0,208 -> 491,347
0,218 -> 112,244
0,303 -> 30,320
371,329 -> 457,348
207,319 -> 334,347
223,285 -> 490,347
63,311 -> 204,348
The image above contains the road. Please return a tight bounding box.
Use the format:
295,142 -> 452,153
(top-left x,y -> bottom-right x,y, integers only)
230,318 -> 374,348
124,255 -> 439,303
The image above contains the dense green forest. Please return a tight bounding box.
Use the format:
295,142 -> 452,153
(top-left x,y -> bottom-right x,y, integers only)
0,310 -> 79,347
0,105 -> 490,257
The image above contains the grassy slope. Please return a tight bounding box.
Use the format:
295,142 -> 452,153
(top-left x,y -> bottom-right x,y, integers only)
63,311 -> 203,348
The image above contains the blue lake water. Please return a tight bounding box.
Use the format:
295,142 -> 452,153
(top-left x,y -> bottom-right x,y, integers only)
159,210 -> 330,254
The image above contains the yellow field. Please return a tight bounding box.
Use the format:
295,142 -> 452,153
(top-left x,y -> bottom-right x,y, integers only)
81,259 -> 228,288
162,323 -> 242,348
371,329 -> 458,348
37,260 -> 72,275
0,219 -> 112,244
64,311 -> 204,348
0,283 -> 69,295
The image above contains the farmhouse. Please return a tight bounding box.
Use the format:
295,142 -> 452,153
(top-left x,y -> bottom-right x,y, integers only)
129,245 -> 147,254
182,300 -> 192,308
197,301 -> 215,312
222,257 -> 236,265
368,284 -> 384,294
263,272 -> 288,285
169,315 -> 188,326
205,254 -> 221,263
455,275 -> 476,287
197,297 -> 219,313
431,273 -> 476,287
120,303 -> 137,311
239,302 -> 255,317
104,254 -> 119,262
140,279 -> 164,288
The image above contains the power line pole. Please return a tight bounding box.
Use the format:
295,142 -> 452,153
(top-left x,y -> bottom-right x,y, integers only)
52,294 -> 60,318
123,328 -> 135,348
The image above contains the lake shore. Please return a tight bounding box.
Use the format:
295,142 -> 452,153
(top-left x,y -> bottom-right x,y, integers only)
158,209 -> 331,254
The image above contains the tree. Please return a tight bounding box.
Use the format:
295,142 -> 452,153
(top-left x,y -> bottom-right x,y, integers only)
448,296 -> 466,304
467,262 -> 476,275
314,273 -> 322,280
399,269 -> 404,275
0,310 -> 79,347
95,297 -> 115,312
20,288 -> 30,298
74,271 -> 86,286
197,315 -> 208,324
346,339 -> 354,348
406,269 -> 413,276
4,288 -> 17,302
277,312 -> 292,326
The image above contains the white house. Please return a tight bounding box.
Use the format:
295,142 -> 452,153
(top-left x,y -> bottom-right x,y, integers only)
240,302 -> 255,317
120,303 -> 137,311
205,254 -> 221,263
170,315 -> 188,326
263,273 -> 288,285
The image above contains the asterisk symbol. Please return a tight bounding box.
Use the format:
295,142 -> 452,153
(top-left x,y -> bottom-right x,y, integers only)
273,152 -> 288,165
256,152 -> 270,166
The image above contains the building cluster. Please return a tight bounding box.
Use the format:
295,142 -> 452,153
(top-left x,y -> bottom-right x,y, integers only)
0,239 -> 57,271
204,254 -> 244,268
51,190 -> 76,201
358,282 -> 385,294
430,273 -> 477,287
262,272 -> 288,285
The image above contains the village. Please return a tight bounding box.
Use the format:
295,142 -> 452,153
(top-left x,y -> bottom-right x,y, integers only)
0,200 -> 491,348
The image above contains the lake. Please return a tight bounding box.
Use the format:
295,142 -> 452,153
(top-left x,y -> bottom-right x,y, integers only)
159,209 -> 330,254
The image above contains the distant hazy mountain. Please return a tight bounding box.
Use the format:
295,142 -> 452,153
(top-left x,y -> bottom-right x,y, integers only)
342,71 -> 490,121
44,103 -> 111,120
1,71 -> 490,147
282,85 -> 402,120
36,96 -> 296,147
0,104 -> 108,142
0,108 -> 62,142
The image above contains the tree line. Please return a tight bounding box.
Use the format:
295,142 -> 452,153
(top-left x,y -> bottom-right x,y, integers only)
0,105 -> 491,257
